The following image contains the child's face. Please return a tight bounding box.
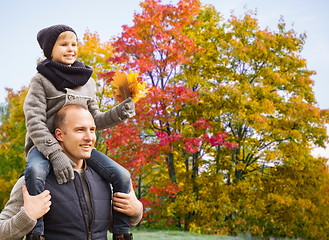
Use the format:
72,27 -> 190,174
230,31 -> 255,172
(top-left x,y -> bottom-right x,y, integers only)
51,31 -> 77,66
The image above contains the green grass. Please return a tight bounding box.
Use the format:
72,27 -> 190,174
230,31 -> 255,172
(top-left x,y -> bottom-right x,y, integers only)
108,229 -> 302,240
131,230 -> 231,239
109,229 -> 257,240
22,229 -> 299,239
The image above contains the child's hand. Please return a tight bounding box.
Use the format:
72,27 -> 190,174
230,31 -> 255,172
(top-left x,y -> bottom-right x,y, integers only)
117,97 -> 136,119
49,151 -> 76,184
22,185 -> 51,220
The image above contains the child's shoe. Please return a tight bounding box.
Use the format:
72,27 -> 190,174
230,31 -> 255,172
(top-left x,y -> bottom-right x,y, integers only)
26,232 -> 45,240
113,233 -> 133,240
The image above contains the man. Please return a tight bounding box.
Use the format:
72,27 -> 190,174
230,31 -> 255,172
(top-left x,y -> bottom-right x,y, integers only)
0,104 -> 142,240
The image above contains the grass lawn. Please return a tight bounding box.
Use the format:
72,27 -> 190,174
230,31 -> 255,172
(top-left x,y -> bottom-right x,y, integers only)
109,229 -> 255,240
108,229 -> 303,240
22,229 -> 297,239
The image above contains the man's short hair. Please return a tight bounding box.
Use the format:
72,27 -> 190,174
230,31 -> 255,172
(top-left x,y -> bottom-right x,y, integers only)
53,104 -> 88,130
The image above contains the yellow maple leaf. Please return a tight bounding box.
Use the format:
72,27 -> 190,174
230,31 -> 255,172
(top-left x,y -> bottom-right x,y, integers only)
111,71 -> 149,103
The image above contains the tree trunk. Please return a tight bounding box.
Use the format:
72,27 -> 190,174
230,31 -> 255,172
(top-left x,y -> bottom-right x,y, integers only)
166,152 -> 176,183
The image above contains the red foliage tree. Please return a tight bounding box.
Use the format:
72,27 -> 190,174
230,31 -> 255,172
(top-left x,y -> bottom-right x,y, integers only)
106,0 -> 235,230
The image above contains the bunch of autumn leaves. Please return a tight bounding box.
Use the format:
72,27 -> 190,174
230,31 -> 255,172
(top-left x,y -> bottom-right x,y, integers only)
111,71 -> 149,103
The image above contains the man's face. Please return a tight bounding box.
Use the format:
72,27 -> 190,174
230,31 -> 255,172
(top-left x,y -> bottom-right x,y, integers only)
56,108 -> 96,162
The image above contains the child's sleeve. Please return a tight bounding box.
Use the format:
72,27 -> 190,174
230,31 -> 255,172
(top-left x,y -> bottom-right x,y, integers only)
23,75 -> 62,159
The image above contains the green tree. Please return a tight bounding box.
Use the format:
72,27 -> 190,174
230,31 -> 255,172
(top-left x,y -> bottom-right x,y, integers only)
182,6 -> 329,238
0,87 -> 28,209
185,6 -> 328,183
109,2 -> 329,238
108,0 -> 236,231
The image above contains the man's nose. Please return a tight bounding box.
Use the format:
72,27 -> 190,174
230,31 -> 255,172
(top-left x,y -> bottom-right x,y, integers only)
84,131 -> 93,140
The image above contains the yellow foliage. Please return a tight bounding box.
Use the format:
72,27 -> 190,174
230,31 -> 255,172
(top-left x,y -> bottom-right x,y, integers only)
0,171 -> 20,208
111,71 -> 149,103
78,30 -> 115,80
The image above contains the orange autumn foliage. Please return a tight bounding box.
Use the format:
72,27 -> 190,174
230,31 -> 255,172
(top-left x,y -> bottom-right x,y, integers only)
111,71 -> 149,103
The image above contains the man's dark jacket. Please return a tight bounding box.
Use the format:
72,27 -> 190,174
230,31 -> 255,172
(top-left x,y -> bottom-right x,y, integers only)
44,166 -> 111,240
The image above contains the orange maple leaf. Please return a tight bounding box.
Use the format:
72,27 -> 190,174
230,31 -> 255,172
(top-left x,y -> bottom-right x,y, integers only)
111,71 -> 149,103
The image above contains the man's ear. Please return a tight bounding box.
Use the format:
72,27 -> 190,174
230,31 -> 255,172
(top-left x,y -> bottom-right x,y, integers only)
55,128 -> 64,142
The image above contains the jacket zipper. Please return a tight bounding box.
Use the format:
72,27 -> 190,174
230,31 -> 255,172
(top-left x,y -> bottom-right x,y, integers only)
73,174 -> 92,240
83,171 -> 95,239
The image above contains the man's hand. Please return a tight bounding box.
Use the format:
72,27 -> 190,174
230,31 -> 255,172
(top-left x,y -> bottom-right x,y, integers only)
112,182 -> 142,216
22,185 -> 51,220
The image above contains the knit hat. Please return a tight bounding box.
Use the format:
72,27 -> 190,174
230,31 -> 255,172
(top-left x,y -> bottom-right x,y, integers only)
37,24 -> 77,59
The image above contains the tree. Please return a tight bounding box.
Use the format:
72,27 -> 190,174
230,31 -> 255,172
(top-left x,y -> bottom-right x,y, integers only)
108,0 -> 236,231
181,5 -> 329,238
0,87 -> 28,209
108,1 -> 329,238
110,0 -> 203,191
258,155 -> 329,239
104,83 -> 235,229
111,0 -> 201,88
184,7 -> 329,183
109,0 -> 202,223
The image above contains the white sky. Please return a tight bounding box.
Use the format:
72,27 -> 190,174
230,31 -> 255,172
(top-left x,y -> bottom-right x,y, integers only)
0,0 -> 328,156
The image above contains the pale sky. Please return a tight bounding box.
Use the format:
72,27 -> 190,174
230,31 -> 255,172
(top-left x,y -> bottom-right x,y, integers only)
0,0 -> 328,156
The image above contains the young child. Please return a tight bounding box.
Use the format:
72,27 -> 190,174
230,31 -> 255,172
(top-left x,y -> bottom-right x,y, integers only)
24,24 -> 135,240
